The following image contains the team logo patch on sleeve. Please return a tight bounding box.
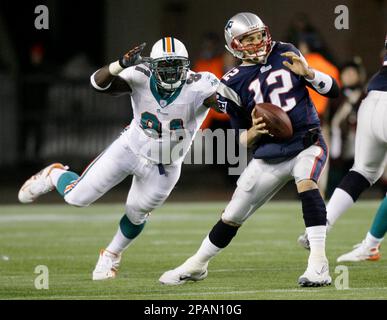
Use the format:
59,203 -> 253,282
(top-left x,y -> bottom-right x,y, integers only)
217,100 -> 228,112
211,78 -> 220,87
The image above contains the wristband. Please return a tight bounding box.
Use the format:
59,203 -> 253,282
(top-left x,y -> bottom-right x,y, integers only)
108,60 -> 124,76
305,69 -> 332,94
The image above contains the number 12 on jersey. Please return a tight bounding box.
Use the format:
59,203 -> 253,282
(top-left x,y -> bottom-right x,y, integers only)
248,69 -> 296,112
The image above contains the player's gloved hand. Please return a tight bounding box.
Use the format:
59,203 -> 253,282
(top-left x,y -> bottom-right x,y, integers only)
119,43 -> 147,68
109,43 -> 147,76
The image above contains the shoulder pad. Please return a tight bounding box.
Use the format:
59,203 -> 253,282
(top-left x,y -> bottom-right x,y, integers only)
275,41 -> 300,55
119,64 -> 150,86
187,71 -> 219,97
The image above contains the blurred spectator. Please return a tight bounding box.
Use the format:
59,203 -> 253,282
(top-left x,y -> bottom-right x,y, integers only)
285,12 -> 335,64
19,43 -> 52,164
194,32 -> 224,78
325,59 -> 366,198
0,10 -> 17,73
286,13 -> 316,45
30,43 -> 45,69
193,32 -> 237,129
61,52 -> 95,80
297,32 -> 340,119
286,13 -> 340,119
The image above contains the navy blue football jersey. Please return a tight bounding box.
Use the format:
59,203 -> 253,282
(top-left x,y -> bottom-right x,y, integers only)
217,41 -> 326,160
367,53 -> 387,92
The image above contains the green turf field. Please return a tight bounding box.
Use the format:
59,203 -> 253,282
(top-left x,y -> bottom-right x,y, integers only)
1,201 -> 386,300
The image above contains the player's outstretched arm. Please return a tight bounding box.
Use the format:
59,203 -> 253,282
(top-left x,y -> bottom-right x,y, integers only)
281,51 -> 339,98
90,43 -> 146,96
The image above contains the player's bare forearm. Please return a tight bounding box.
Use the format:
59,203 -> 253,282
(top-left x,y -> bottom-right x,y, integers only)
90,43 -> 146,95
203,93 -> 223,112
94,65 -> 117,88
90,67 -> 131,96
240,128 -> 262,148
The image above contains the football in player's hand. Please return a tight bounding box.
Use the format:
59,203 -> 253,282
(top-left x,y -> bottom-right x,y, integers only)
254,103 -> 293,140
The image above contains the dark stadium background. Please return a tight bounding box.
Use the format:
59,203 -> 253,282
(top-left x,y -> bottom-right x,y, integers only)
0,0 -> 386,204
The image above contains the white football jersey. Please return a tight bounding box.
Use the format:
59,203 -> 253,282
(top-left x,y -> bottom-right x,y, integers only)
118,64 -> 219,164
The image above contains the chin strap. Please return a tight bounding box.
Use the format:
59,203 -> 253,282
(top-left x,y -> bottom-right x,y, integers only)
225,44 -> 240,58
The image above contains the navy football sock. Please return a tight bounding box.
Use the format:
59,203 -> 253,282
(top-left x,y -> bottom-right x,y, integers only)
299,189 -> 327,227
337,170 -> 371,202
208,219 -> 239,248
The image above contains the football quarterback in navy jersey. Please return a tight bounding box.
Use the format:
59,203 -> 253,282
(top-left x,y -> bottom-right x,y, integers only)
299,34 -> 387,263
160,12 -> 339,287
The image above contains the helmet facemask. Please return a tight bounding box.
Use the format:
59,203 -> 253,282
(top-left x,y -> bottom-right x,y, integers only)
231,27 -> 272,62
150,57 -> 190,92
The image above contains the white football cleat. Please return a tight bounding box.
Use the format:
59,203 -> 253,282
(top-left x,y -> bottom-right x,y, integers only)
297,232 -> 310,250
92,249 -> 121,281
298,258 -> 331,287
337,241 -> 381,263
18,163 -> 68,204
159,256 -> 208,285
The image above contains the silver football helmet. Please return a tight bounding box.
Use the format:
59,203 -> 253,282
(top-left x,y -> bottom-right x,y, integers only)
149,37 -> 190,92
224,12 -> 272,62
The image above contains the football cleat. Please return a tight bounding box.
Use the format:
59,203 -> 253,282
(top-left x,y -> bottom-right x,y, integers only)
297,232 -> 310,250
18,163 -> 68,204
159,257 -> 208,285
92,249 -> 121,281
298,259 -> 331,287
336,241 -> 381,262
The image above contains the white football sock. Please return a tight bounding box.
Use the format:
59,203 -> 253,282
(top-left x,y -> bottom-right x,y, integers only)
191,236 -> 222,264
365,232 -> 383,249
326,188 -> 354,233
49,168 -> 68,187
306,225 -> 327,261
106,227 -> 133,255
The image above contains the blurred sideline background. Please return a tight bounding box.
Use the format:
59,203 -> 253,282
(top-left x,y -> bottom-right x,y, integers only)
0,0 -> 386,204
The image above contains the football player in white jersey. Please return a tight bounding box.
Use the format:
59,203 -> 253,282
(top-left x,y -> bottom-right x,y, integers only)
18,37 -> 221,280
298,35 -> 387,262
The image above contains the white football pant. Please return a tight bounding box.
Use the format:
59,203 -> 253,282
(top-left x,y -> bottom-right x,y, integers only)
351,90 -> 387,184
64,131 -> 181,225
222,143 -> 327,225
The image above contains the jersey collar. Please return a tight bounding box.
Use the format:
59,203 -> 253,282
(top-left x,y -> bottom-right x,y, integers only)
149,75 -> 183,108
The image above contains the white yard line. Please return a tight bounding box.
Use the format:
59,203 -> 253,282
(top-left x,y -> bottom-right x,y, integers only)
5,286 -> 387,300
119,286 -> 387,297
